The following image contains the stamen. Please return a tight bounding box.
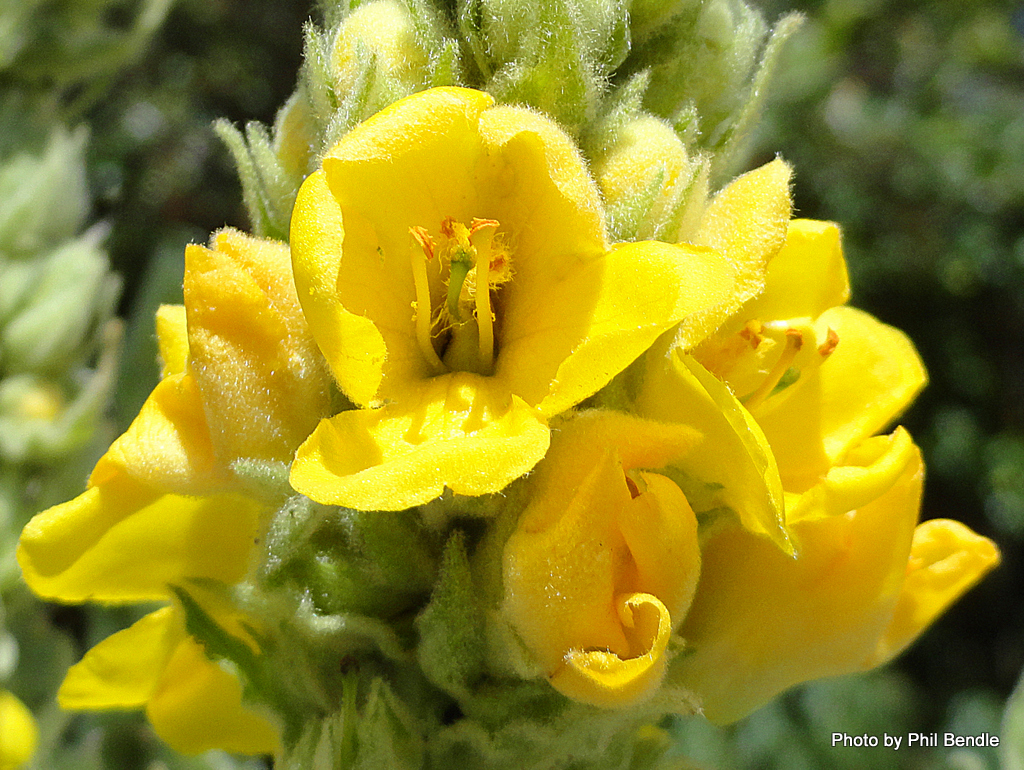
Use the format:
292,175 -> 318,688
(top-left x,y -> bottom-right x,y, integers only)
818,327 -> 839,357
410,227 -> 446,372
738,320 -> 764,349
741,328 -> 803,410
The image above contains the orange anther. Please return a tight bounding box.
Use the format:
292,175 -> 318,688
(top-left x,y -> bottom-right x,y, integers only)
818,327 -> 839,357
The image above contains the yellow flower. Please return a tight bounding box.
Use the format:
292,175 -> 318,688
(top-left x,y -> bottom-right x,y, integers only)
503,411 -> 701,707
17,229 -> 328,755
288,86 -> 745,511
0,689 -> 36,770
639,218 -> 1000,723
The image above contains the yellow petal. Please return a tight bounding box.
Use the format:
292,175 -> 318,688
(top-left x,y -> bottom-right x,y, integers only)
185,229 -> 330,463
693,158 -> 792,314
743,219 -> 849,322
89,372 -> 223,495
59,607 -> 181,708
146,635 -> 280,756
155,304 -> 188,378
672,431 -> 923,724
290,372 -> 550,509
290,169 -> 388,407
497,239 -> 740,417
636,343 -> 789,551
553,593 -> 674,707
754,306 -> 927,491
503,412 -> 700,706
0,689 -> 37,770
308,88 -> 496,404
872,519 -> 999,664
18,469 -> 262,602
475,101 -> 607,283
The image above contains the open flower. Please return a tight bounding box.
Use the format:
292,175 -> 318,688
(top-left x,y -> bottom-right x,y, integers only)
17,229 -> 329,755
636,218 -> 1000,723
288,86 -> 746,511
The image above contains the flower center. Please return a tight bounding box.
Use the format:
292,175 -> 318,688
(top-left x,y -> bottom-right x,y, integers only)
409,217 -> 512,376
739,321 -> 840,410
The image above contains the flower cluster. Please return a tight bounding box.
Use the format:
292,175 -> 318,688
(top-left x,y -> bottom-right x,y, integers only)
17,85 -> 999,766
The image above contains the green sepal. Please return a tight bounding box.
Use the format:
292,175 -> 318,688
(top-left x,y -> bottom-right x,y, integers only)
353,678 -> 425,770
416,529 -> 485,700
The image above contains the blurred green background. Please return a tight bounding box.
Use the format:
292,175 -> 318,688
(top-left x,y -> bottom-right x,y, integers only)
2,0 -> 1022,767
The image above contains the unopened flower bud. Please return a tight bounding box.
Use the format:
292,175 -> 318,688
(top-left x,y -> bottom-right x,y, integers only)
331,0 -> 430,106
592,114 -> 709,242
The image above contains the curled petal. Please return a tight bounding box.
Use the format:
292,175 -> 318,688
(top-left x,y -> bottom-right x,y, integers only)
290,169 -> 389,408
504,412 -> 700,706
553,593 -> 674,707
291,373 -> 550,510
185,229 -> 330,464
637,343 -> 788,551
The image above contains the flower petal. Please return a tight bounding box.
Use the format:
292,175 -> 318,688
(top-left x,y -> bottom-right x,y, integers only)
671,429 -> 922,723
498,238 -> 740,417
146,635 -> 280,756
636,344 -> 789,551
290,372 -> 550,509
693,158 -> 792,312
89,372 -> 223,495
307,88 -> 496,405
155,304 -> 188,378
0,689 -> 37,769
503,412 -> 700,706
754,306 -> 928,491
18,469 -> 262,602
59,607 -> 181,709
185,229 -> 330,464
742,218 -> 849,323
553,593 -> 674,707
290,169 -> 388,407
872,519 -> 999,664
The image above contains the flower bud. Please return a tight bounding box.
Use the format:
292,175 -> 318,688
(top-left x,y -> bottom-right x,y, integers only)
0,228 -> 119,375
592,113 -> 709,242
0,127 -> 89,255
331,0 -> 430,107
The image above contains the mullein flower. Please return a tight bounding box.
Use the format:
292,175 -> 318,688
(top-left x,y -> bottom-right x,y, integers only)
17,229 -> 331,755
288,86 -> 750,512
0,688 -> 36,770
639,216 -> 999,723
